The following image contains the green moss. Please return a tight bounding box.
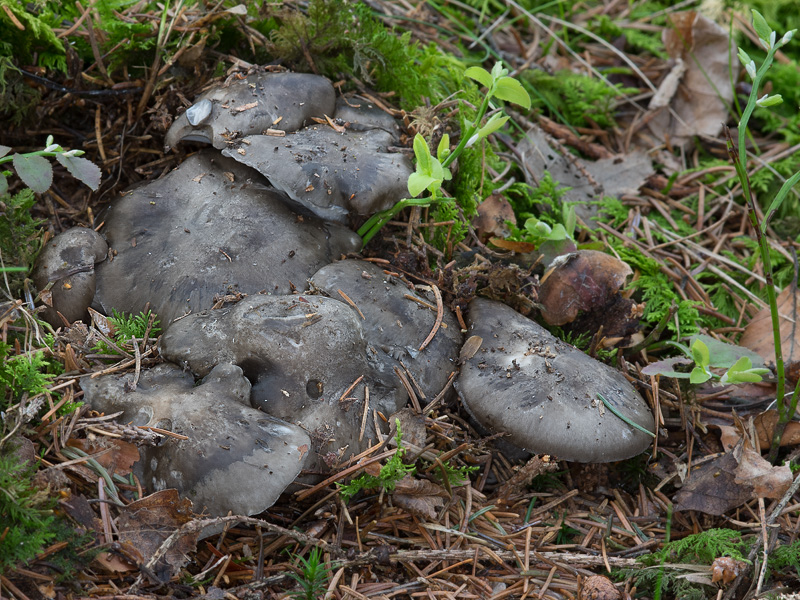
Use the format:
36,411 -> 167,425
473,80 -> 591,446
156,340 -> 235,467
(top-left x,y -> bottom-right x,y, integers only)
591,14 -> 667,58
0,188 -> 44,295
0,442 -> 57,571
523,69 -> 638,129
261,0 -> 462,109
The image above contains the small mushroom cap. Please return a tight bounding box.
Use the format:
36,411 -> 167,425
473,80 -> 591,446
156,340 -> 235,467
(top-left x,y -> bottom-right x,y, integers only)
165,72 -> 336,149
160,295 -> 407,472
310,259 -> 462,395
81,363 -> 311,516
93,151 -> 359,325
456,298 -> 654,462
32,227 -> 108,325
221,128 -> 412,223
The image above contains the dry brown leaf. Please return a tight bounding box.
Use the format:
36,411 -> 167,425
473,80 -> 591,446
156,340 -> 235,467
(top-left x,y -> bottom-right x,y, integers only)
676,437 -> 792,514
473,193 -> 516,241
740,284 -> 800,381
496,455 -> 557,500
675,451 -> 751,515
391,407 -> 427,449
518,127 -> 653,226
116,489 -> 197,582
489,237 -> 538,253
647,11 -> 736,147
392,475 -> 448,520
733,440 -> 793,498
754,410 -> 800,448
66,437 -> 140,477
539,250 -> 632,326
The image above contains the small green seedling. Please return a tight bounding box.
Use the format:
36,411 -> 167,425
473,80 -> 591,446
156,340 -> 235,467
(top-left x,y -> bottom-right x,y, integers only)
287,547 -> 329,600
358,61 -> 531,246
338,419 -> 415,503
0,136 -> 100,195
642,335 -> 769,385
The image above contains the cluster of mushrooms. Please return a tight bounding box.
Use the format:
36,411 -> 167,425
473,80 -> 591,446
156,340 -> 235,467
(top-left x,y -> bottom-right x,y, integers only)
34,70 -> 654,516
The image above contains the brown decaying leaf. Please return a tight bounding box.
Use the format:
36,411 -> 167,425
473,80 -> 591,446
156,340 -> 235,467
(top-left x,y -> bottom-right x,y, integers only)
116,489 -> 197,582
538,250 -> 632,326
754,410 -> 800,448
732,441 -> 792,498
647,11 -> 736,147
66,437 -> 140,477
676,438 -> 792,515
473,193 -> 516,241
740,284 -> 800,380
392,475 -> 448,520
579,575 -> 621,600
489,237 -> 538,253
495,455 -> 557,500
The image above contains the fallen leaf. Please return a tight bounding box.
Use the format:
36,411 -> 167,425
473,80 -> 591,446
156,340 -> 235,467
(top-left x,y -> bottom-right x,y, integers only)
67,437 -> 140,477
87,306 -> 115,337
539,250 -> 633,326
641,356 -> 694,378
676,437 -> 792,515
519,126 -> 653,226
391,408 -> 427,449
116,489 -> 197,583
495,454 -> 557,500
647,11 -> 737,147
754,410 -> 800,448
740,284 -> 800,381
732,441 -> 792,498
489,237 -> 538,253
392,476 -> 448,520
473,193 -> 516,241
675,451 -> 751,515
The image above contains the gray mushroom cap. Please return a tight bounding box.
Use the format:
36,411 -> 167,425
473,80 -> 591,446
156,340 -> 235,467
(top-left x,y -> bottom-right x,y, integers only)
160,295 -> 407,472
92,151 -> 360,325
333,97 -> 402,135
165,72 -> 336,149
81,362 -> 310,516
456,298 -> 654,462
32,227 -> 108,326
221,127 -> 412,223
310,259 -> 462,397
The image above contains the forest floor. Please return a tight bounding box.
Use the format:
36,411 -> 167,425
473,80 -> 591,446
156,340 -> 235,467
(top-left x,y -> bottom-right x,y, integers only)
2,1 -> 800,599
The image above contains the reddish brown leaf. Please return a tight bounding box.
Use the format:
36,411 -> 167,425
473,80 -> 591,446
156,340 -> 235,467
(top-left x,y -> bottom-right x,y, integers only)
66,438 -> 140,477
733,441 -> 792,499
116,489 -> 197,582
740,284 -> 800,381
754,410 -> 800,448
473,193 -> 516,241
489,237 -> 538,253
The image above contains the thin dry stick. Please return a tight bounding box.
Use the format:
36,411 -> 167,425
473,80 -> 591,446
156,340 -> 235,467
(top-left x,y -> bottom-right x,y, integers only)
419,284 -> 444,351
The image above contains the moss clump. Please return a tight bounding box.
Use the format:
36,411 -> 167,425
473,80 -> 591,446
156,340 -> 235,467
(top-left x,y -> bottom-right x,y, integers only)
0,441 -> 57,571
0,188 -> 44,296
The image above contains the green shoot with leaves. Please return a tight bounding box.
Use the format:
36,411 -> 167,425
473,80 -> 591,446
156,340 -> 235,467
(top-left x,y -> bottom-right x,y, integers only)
338,420 -> 415,503
0,135 -> 100,196
730,10 -> 800,459
287,547 -> 330,600
358,61 -> 531,247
